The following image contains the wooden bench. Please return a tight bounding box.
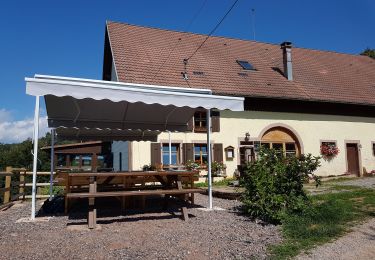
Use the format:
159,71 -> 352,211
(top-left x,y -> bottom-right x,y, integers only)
63,171 -> 201,228
66,189 -> 203,198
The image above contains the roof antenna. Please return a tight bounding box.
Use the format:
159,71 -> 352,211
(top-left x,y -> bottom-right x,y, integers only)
251,8 -> 256,40
182,59 -> 189,80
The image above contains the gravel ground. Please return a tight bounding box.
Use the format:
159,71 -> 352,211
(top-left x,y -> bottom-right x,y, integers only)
297,218 -> 375,260
334,177 -> 375,189
0,194 -> 281,260
305,176 -> 375,195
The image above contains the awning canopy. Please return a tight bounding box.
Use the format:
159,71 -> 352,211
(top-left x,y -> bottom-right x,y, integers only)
26,75 -> 244,134
25,74 -> 245,219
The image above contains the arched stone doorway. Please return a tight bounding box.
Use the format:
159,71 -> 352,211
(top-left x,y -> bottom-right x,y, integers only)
260,126 -> 302,157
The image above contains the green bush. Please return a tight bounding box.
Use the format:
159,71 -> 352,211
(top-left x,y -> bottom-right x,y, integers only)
195,177 -> 236,187
39,185 -> 64,196
242,148 -> 321,224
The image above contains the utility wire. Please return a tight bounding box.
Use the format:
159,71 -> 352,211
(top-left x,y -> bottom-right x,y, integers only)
185,0 -> 240,62
152,0 -> 209,80
185,0 -> 209,32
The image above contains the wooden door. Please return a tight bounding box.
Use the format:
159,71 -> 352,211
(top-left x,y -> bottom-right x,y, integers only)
240,146 -> 255,165
346,143 -> 360,176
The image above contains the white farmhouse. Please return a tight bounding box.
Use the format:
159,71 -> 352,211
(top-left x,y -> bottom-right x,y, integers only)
103,21 -> 375,177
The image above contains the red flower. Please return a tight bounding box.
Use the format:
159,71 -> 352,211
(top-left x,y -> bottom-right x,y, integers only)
320,144 -> 339,157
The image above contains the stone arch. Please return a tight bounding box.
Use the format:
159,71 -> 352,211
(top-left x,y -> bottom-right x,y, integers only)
258,123 -> 304,154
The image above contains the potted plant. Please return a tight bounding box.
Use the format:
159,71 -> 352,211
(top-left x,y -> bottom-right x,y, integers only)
142,164 -> 156,171
211,161 -> 226,177
185,160 -> 200,172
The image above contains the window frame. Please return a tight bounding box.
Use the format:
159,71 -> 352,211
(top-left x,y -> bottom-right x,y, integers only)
321,141 -> 337,147
260,141 -> 297,157
162,143 -> 180,165
56,154 -> 67,167
194,143 -> 208,166
69,154 -> 81,168
236,60 -> 255,70
193,111 -> 207,132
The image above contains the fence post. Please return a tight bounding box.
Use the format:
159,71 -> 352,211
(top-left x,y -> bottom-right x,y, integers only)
19,169 -> 26,201
4,167 -> 12,204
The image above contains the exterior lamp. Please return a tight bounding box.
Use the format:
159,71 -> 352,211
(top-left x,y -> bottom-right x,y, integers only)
245,132 -> 250,142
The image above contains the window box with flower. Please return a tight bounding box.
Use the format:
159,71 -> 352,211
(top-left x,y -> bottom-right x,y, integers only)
320,142 -> 339,158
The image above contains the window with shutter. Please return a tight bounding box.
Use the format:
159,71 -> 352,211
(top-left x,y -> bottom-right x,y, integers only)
190,110 -> 220,133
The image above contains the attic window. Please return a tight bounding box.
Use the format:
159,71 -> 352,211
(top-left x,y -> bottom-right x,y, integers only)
193,71 -> 205,76
236,60 -> 255,70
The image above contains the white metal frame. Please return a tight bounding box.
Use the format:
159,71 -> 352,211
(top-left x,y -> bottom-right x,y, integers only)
27,75 -> 244,219
168,131 -> 172,166
206,109 -> 213,209
49,128 -> 55,201
31,96 -> 40,220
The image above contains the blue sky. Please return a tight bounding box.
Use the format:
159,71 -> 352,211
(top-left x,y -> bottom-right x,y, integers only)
0,0 -> 374,143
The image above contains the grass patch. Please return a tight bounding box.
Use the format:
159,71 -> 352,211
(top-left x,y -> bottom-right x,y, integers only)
195,178 -> 235,188
269,187 -> 375,259
331,185 -> 360,191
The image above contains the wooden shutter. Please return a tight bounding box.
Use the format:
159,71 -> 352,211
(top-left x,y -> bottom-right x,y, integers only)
187,117 -> 194,132
211,111 -> 220,132
213,143 -> 223,162
150,143 -> 161,165
182,143 -> 194,163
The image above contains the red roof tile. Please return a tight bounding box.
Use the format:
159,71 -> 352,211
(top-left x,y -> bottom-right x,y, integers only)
106,21 -> 375,106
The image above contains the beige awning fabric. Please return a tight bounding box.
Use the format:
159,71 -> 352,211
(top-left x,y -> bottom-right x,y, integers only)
26,75 -> 244,133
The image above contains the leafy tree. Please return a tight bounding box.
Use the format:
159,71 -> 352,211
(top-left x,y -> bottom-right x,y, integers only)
0,133 -> 51,171
241,148 -> 321,224
360,48 -> 375,59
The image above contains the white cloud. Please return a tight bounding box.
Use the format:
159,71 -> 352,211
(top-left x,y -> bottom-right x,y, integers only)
0,108 -> 12,122
0,109 -> 49,143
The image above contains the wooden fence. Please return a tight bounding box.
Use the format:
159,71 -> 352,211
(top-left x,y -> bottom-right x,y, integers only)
0,167 -> 56,210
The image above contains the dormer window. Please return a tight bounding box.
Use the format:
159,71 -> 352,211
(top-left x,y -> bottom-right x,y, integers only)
236,60 -> 255,70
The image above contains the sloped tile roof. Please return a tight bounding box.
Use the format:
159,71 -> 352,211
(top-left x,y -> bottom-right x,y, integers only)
106,21 -> 375,106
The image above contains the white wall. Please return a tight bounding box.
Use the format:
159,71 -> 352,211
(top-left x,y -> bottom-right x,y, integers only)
110,58 -> 118,81
130,110 -> 375,177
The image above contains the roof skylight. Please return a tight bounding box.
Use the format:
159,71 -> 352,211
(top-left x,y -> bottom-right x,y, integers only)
236,60 -> 255,70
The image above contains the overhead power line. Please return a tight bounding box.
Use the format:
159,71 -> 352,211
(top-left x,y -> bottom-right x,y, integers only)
152,0 -> 209,80
185,0 -> 240,62
186,0 -> 209,31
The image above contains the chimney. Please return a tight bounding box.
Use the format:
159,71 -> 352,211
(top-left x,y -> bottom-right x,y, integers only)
280,41 -> 293,80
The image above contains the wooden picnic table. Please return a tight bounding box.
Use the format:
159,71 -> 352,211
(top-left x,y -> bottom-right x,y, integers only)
61,171 -> 202,228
